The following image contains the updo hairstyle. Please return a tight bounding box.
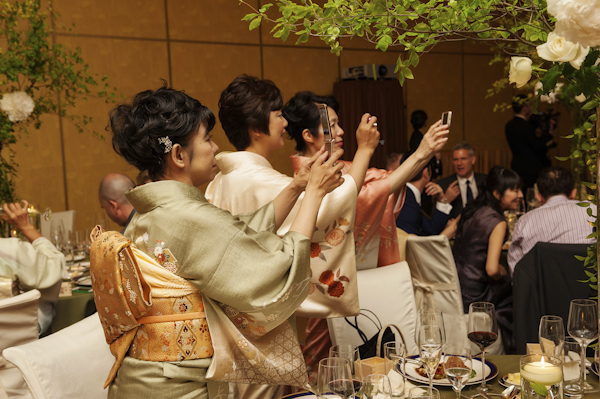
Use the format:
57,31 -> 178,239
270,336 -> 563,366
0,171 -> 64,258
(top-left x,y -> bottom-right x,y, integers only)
282,91 -> 339,153
109,84 -> 215,181
218,74 -> 283,151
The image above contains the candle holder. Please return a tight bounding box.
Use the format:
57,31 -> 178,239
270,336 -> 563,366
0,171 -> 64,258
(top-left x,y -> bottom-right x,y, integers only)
520,354 -> 562,399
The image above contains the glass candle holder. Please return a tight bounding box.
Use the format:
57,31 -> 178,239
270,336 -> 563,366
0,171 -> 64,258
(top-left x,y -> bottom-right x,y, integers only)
520,354 -> 562,399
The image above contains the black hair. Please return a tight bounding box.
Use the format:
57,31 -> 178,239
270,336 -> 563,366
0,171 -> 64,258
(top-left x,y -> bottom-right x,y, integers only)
109,83 -> 215,181
537,167 -> 574,199
512,94 -> 528,113
455,165 -> 522,241
218,74 -> 283,151
282,91 -> 339,153
410,110 -> 428,130
399,150 -> 437,183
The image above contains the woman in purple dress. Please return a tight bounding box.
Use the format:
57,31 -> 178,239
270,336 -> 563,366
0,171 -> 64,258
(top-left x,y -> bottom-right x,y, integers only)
453,166 -> 523,354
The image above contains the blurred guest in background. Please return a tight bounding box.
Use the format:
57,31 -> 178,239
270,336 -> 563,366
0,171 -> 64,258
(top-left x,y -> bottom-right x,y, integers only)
529,111 -> 558,170
453,166 -> 523,354
409,109 -> 443,178
98,173 -> 135,232
0,200 -> 64,334
386,152 -> 401,171
508,167 -> 595,274
395,152 -> 452,237
437,142 -> 486,219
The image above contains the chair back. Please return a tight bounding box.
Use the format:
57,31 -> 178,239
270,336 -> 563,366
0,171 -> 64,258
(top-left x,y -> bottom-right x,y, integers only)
40,210 -> 76,243
404,233 -> 469,348
0,289 -> 40,399
327,261 -> 419,356
513,242 -> 593,354
3,313 -> 112,399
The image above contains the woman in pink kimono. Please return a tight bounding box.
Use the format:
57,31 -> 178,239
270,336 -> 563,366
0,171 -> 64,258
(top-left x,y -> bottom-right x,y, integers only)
206,76 -> 450,394
282,90 -> 450,376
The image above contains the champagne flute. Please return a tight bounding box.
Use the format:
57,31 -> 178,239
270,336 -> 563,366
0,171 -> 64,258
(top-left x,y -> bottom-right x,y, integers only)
417,325 -> 442,394
467,302 -> 498,392
567,298 -> 599,393
443,345 -> 472,399
362,374 -> 392,399
383,341 -> 405,397
538,315 -> 564,357
414,309 -> 446,346
329,344 -> 364,396
317,357 -> 354,399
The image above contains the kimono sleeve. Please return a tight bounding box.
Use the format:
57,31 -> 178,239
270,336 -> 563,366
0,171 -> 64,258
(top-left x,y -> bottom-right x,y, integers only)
174,201 -> 312,315
234,202 -> 277,233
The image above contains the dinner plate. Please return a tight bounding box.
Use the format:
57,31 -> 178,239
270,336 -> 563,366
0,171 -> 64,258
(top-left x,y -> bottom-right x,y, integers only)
66,254 -> 86,262
592,362 -> 599,377
499,374 -> 521,390
402,356 -> 498,387
72,276 -> 92,287
280,393 -> 340,398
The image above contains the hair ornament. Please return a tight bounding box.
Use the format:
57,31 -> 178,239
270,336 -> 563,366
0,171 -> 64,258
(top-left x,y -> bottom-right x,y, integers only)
158,136 -> 172,153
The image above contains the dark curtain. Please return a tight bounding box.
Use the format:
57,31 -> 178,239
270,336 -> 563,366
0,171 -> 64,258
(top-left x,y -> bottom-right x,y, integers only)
333,80 -> 405,169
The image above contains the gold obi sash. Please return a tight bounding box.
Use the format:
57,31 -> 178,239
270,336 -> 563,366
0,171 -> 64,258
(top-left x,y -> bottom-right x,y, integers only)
90,229 -> 213,388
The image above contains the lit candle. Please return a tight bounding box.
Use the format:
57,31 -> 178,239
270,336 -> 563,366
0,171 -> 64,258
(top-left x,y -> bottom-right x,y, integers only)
521,357 -> 562,386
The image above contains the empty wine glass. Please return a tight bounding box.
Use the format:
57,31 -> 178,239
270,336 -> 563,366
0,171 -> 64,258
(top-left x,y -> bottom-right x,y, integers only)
329,344 -> 364,396
443,345 -> 472,399
362,374 -> 392,399
539,315 -> 564,357
317,357 -> 354,399
467,302 -> 498,392
408,386 -> 440,399
414,309 -> 446,346
383,341 -> 405,397
567,298 -> 599,393
417,325 -> 443,394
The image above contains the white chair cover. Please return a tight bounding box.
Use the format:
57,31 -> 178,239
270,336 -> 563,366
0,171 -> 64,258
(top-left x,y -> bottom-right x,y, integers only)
0,289 -> 39,399
40,210 -> 76,243
404,234 -> 470,348
3,313 -> 112,399
327,261 -> 419,356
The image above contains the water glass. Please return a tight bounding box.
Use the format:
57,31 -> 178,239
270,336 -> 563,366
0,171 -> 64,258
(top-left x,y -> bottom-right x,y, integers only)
538,315 -> 564,357
562,337 -> 583,398
520,354 -> 562,399
383,341 -> 405,397
567,298 -> 598,393
443,345 -> 472,399
362,374 -> 392,399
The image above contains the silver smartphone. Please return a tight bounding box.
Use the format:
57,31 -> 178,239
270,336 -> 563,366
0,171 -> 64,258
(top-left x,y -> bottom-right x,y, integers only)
318,103 -> 335,157
442,111 -> 452,126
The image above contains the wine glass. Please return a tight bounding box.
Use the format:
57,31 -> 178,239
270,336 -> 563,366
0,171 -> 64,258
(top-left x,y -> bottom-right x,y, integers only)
539,315 -> 564,357
408,386 -> 440,399
443,345 -> 472,399
567,298 -> 599,393
467,302 -> 498,392
317,357 -> 354,399
417,325 -> 443,394
362,374 -> 392,398
383,341 -> 405,397
329,344 -> 364,396
414,309 -> 446,346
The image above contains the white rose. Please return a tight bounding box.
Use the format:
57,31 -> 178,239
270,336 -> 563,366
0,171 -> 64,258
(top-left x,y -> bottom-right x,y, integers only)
536,32 -> 589,70
535,81 -> 563,104
0,91 -> 35,122
548,0 -> 600,48
575,93 -> 586,103
509,57 -> 533,88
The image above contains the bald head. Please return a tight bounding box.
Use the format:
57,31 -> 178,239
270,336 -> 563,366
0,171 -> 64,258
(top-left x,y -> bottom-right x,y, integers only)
98,173 -> 135,226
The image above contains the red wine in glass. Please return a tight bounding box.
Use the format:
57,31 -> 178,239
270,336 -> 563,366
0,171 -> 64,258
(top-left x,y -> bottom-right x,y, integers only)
329,379 -> 355,399
467,331 -> 498,349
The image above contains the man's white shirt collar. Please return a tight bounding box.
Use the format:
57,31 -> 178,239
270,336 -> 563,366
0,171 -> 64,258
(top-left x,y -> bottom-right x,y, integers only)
407,182 -> 421,205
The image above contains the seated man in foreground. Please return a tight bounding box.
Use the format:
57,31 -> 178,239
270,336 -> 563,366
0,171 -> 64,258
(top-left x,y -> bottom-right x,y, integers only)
0,200 -> 65,334
508,167 -> 596,275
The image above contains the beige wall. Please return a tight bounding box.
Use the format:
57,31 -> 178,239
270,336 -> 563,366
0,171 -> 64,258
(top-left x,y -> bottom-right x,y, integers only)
5,0 -> 572,234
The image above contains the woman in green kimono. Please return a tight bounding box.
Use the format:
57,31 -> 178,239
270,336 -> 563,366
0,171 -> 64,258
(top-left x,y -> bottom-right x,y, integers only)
96,85 -> 345,399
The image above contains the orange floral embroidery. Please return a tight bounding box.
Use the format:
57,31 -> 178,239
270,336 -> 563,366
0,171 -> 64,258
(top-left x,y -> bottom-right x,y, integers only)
325,228 -> 345,246
310,242 -> 321,258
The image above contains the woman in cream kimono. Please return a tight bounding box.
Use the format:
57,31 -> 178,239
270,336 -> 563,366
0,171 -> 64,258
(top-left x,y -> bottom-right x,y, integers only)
94,85 -> 345,399
205,75 -> 450,393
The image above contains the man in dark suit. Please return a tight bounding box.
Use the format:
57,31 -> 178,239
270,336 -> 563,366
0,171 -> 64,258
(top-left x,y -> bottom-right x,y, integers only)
396,154 -> 452,236
437,141 -> 487,219
505,95 -> 544,190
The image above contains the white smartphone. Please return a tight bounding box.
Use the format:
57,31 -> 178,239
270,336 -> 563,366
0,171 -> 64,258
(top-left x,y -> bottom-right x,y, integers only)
318,103 -> 335,157
442,111 -> 452,126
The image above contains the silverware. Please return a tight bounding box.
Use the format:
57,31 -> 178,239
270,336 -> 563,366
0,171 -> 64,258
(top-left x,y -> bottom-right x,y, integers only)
500,385 -> 517,399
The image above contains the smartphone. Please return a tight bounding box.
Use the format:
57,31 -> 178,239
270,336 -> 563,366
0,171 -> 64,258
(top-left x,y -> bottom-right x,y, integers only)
318,103 -> 335,157
442,111 -> 452,126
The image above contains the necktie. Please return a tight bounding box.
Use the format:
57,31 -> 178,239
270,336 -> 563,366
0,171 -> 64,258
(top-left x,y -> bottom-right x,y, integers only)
466,180 -> 474,204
